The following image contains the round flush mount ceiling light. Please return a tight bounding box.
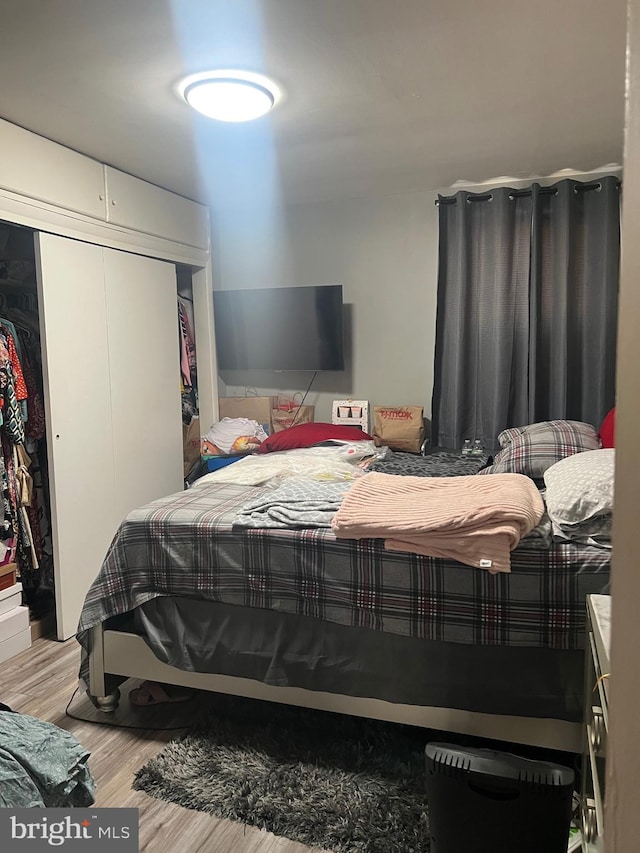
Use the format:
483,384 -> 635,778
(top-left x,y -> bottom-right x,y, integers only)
178,70 -> 280,122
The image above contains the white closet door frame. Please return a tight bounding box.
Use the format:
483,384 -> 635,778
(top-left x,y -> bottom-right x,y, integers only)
35,233 -> 118,640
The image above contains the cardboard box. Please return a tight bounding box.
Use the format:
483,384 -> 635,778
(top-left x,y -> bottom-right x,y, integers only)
182,416 -> 201,476
0,562 -> 17,591
0,561 -> 16,577
30,612 -> 56,641
218,396 -> 275,435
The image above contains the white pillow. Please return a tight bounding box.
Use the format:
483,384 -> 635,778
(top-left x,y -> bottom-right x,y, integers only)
543,449 -> 615,527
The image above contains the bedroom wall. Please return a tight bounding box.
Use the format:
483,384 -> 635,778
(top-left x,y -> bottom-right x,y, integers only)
213,190 -> 439,427
212,166 -> 620,431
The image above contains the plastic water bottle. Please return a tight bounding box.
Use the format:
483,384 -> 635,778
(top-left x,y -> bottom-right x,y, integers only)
462,439 -> 472,456
472,439 -> 484,456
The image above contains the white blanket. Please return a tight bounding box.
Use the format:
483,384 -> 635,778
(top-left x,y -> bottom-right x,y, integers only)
193,443 -> 382,488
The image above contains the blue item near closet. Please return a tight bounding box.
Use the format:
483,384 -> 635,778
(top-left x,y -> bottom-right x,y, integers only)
204,455 -> 244,472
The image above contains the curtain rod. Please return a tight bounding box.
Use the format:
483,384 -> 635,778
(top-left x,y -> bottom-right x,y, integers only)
435,180 -> 621,206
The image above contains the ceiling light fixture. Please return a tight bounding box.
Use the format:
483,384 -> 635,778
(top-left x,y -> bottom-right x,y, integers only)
178,70 -> 280,122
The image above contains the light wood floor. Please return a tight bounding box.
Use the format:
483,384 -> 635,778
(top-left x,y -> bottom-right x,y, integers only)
0,636 -> 320,853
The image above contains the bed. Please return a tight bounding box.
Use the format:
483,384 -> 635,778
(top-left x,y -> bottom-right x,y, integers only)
77,429 -> 612,753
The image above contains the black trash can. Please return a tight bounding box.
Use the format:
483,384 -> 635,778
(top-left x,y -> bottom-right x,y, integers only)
425,743 -> 575,853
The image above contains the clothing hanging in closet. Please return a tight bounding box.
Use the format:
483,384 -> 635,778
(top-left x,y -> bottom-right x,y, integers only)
178,296 -> 198,424
0,286 -> 53,608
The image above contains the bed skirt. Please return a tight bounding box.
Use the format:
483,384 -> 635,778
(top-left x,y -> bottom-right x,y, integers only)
129,597 -> 583,723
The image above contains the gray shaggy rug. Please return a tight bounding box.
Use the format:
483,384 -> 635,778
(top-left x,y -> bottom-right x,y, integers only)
133,695 -> 430,852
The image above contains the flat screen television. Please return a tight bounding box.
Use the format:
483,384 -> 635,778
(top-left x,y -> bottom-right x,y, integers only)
213,284 -> 345,371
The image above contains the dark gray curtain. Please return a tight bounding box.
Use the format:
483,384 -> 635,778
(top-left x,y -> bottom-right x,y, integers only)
431,177 -> 620,449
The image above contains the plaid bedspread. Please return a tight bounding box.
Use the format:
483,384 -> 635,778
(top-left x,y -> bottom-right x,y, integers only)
77,480 -> 610,652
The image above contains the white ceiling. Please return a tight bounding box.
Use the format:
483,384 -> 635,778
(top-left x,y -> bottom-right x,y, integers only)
0,0 -> 628,210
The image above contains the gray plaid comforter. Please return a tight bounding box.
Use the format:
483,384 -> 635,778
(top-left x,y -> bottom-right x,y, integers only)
77,480 -> 610,652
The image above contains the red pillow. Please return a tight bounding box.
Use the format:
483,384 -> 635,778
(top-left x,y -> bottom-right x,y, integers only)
258,422 -> 374,453
599,407 -> 616,448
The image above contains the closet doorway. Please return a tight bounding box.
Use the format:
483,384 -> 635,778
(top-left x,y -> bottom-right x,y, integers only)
0,222 -> 53,631
1,222 -> 186,640
177,265 -> 200,481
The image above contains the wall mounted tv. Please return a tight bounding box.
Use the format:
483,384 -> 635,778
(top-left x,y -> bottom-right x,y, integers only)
213,284 -> 345,371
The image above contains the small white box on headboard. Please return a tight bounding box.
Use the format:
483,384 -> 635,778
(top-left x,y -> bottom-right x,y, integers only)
331,400 -> 369,433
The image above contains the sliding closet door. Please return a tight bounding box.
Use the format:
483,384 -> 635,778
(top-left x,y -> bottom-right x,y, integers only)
36,236 -> 183,640
35,233 -> 118,640
103,248 -> 183,524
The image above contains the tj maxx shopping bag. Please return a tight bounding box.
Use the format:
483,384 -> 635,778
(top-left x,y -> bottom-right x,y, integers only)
372,405 -> 426,453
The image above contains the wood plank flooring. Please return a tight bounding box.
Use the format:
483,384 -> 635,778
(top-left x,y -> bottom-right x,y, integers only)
0,637 -> 319,852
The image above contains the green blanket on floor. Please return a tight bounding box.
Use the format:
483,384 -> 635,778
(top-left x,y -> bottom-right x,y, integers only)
0,711 -> 95,807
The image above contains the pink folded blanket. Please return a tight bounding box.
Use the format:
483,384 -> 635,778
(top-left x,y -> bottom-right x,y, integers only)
331,472 -> 544,573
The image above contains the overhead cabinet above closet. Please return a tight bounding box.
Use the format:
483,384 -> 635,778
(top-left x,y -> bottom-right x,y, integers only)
0,118 -> 106,220
0,118 -> 209,250
104,167 -> 209,250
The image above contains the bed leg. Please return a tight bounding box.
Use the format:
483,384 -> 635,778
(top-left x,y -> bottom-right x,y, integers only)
88,625 -> 107,697
86,624 -> 122,711
92,689 -> 121,713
